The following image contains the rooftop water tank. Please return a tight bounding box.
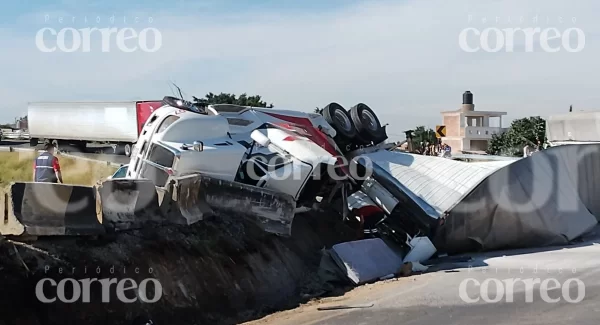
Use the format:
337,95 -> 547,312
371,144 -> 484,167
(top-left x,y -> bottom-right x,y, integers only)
463,91 -> 473,104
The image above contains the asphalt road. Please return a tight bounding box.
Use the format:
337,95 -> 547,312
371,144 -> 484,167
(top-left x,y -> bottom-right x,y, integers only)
0,139 -> 130,165
251,228 -> 600,325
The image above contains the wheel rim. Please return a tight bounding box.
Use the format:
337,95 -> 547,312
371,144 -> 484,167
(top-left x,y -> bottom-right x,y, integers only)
333,110 -> 352,132
125,145 -> 131,156
361,110 -> 379,131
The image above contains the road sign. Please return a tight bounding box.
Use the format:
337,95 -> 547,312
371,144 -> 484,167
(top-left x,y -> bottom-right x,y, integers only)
435,125 -> 446,138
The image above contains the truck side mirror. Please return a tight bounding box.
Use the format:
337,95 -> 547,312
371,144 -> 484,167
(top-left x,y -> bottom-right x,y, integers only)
193,141 -> 203,152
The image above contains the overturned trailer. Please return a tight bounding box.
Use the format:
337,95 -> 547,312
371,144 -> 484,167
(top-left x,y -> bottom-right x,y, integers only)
436,144 -> 600,254
348,145 -> 599,255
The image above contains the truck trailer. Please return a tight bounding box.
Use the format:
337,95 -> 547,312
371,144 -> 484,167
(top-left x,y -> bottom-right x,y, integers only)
28,100 -> 163,156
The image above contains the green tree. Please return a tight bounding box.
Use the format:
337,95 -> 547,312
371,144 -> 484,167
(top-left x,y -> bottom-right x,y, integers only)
487,116 -> 547,156
193,92 -> 274,108
412,126 -> 437,145
487,131 -> 513,156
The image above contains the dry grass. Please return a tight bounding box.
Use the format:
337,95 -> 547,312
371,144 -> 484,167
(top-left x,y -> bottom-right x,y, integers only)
0,151 -> 117,187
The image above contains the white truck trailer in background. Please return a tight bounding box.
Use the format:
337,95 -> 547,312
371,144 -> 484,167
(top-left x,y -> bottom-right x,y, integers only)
28,100 -> 163,156
546,111 -> 600,147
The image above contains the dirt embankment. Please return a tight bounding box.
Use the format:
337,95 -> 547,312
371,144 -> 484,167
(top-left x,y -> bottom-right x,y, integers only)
0,212 -> 355,325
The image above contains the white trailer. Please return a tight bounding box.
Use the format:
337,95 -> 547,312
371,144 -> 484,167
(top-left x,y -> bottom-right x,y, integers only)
28,100 -> 162,156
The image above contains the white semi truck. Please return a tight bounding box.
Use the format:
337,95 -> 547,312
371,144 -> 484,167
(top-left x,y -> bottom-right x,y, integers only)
28,100 -> 163,156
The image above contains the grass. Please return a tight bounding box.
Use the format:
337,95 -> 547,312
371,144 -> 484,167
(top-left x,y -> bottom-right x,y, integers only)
0,151 -> 117,187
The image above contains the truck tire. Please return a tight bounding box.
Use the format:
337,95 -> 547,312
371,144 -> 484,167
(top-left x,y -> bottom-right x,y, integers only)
124,143 -> 132,157
30,138 -> 39,147
350,103 -> 387,141
322,103 -> 356,139
346,109 -> 371,146
76,141 -> 86,152
113,143 -> 131,156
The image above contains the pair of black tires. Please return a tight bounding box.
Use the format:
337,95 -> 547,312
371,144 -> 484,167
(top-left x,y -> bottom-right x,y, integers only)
321,103 -> 387,151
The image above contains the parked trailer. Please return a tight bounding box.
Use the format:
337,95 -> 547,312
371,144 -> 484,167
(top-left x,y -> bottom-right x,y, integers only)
28,100 -> 163,156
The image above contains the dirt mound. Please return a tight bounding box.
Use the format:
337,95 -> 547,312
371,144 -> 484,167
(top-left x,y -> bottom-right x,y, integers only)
0,212 -> 355,325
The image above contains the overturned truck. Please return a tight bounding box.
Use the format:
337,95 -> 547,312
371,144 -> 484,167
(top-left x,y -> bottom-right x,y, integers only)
1,96 -> 439,263
4,96 -> 598,264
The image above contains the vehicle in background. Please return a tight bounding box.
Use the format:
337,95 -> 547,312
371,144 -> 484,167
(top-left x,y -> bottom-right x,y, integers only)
27,100 -> 163,157
107,164 -> 129,179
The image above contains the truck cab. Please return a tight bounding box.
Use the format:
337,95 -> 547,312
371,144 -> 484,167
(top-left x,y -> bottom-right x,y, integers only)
128,105 -> 245,185
126,98 -> 339,207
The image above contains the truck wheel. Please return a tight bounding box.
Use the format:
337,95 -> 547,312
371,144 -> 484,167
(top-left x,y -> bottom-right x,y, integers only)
51,140 -> 59,151
30,138 -> 39,147
124,143 -> 132,157
322,103 -> 356,139
350,103 -> 387,141
77,142 -> 87,152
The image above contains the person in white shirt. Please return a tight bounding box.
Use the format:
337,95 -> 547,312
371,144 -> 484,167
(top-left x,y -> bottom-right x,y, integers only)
523,144 -> 536,157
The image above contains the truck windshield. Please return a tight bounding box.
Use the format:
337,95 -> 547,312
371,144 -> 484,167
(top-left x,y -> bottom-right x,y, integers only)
157,116 -> 180,133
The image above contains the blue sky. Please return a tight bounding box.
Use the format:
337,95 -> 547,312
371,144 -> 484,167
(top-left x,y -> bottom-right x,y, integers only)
1,0 -> 598,139
1,0 -> 358,23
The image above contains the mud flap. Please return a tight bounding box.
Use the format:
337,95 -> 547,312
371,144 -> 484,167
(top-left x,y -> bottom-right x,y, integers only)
1,182 -> 104,236
96,179 -> 164,231
169,174 -> 297,236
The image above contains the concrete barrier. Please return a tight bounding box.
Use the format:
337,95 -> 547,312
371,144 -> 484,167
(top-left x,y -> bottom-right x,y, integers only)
1,182 -> 104,236
162,175 -> 214,225
96,179 -> 163,230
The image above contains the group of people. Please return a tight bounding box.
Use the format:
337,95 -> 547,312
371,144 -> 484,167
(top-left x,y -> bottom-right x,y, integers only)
417,142 -> 451,157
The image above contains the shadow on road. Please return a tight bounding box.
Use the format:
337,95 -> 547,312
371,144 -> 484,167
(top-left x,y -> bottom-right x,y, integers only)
426,224 -> 600,273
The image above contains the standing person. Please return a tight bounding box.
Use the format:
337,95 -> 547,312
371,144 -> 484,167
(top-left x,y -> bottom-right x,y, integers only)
33,143 -> 63,183
523,144 -> 531,157
444,143 -> 452,158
